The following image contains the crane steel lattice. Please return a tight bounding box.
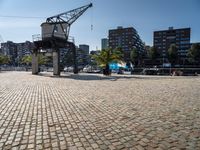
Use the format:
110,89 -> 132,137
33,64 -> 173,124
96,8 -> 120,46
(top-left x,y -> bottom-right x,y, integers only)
45,3 -> 92,41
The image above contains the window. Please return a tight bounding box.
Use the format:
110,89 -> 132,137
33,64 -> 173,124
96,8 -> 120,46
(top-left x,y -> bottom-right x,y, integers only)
180,41 -> 189,44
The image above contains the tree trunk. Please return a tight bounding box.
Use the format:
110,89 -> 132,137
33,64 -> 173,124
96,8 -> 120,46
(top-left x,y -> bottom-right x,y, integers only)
103,64 -> 111,76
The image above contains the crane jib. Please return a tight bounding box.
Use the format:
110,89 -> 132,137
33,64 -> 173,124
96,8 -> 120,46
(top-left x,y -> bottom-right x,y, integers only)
41,3 -> 93,41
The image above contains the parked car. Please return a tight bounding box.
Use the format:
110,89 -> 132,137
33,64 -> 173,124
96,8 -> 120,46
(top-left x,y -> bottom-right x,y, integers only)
63,66 -> 74,72
47,68 -> 53,72
83,65 -> 92,73
117,68 -> 133,75
142,68 -> 159,75
83,65 -> 101,73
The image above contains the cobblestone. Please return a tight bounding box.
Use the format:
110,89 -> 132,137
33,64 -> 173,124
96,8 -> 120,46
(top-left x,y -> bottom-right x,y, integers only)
0,72 -> 200,149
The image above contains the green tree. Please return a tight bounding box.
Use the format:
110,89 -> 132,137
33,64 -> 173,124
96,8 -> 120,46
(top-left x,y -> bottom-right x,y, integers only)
167,44 -> 178,65
0,55 -> 4,64
188,43 -> 200,64
38,54 -> 49,65
21,55 -> 32,66
21,54 -> 49,66
130,48 -> 139,66
0,55 -> 10,65
89,54 -> 96,66
148,46 -> 160,65
93,48 -> 123,75
148,46 -> 159,60
62,50 -> 74,67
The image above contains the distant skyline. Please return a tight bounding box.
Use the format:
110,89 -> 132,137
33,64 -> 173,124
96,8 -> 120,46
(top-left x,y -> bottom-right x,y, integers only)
0,0 -> 200,50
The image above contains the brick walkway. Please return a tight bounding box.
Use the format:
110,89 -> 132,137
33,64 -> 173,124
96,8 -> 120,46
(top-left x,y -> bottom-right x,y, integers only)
0,72 -> 200,150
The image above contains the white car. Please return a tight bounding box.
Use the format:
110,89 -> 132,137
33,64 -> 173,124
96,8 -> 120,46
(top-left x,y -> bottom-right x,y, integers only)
65,66 -> 74,72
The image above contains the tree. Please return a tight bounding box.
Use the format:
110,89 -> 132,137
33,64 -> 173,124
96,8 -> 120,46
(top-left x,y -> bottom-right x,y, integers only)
130,48 -> 139,66
93,48 -> 123,75
0,55 -> 10,65
38,54 -> 49,65
167,44 -> 178,65
188,43 -> 200,65
0,55 -> 4,64
148,46 -> 159,62
89,54 -> 97,66
62,50 -> 74,67
21,55 -> 32,66
21,54 -> 49,66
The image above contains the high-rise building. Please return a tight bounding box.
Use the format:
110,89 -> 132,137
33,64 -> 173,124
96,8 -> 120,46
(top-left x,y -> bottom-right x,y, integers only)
17,41 -> 33,60
0,48 -> 3,55
1,41 -> 33,65
78,44 -> 90,66
1,41 -> 17,65
0,35 -> 3,54
79,44 -> 89,55
109,26 -> 145,62
154,27 -> 191,59
101,38 -> 108,50
59,44 -> 90,67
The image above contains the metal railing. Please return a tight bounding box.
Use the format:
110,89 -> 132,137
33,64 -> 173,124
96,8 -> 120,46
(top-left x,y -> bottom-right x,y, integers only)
32,34 -> 42,42
32,34 -> 75,43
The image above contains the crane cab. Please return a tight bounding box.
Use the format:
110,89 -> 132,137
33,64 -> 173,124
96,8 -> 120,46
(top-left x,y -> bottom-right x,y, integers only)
41,23 -> 68,40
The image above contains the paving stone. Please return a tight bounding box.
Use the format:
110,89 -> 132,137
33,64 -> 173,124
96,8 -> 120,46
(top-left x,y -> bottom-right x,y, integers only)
0,72 -> 199,149
68,146 -> 78,150
135,145 -> 145,150
91,143 -> 99,149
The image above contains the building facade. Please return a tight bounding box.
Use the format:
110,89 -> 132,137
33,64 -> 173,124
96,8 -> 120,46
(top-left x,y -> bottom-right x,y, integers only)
109,26 -> 145,62
154,27 -> 191,60
101,38 -> 109,50
17,41 -> 33,61
79,44 -> 89,55
1,41 -> 17,65
0,48 -> 3,55
1,41 -> 33,65
78,44 -> 90,67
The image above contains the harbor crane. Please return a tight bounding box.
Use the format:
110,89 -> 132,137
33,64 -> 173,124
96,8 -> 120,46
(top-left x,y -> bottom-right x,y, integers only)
32,3 -> 93,75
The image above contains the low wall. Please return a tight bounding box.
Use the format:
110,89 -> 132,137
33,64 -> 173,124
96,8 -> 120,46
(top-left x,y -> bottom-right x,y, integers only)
132,68 -> 200,76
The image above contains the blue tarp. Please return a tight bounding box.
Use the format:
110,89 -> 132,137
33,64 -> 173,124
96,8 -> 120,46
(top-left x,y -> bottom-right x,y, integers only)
109,63 -> 128,70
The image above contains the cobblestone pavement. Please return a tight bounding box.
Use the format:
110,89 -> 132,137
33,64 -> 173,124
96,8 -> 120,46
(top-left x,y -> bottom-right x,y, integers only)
0,72 -> 200,150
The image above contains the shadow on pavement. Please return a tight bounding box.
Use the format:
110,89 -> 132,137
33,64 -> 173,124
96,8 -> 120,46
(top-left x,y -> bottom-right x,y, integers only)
36,72 -> 176,81
51,74 -> 120,81
37,72 -> 140,81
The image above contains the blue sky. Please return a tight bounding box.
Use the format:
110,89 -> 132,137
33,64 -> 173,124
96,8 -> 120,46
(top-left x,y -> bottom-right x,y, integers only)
0,0 -> 199,50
